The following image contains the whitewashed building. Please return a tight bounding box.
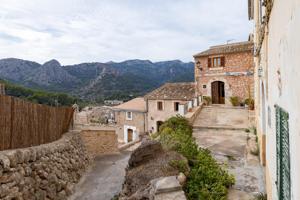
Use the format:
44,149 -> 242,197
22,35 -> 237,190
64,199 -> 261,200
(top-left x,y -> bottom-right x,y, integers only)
249,0 -> 300,199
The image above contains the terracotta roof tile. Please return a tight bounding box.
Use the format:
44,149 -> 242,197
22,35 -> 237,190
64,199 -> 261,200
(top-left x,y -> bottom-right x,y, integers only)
144,82 -> 196,101
193,41 -> 254,57
113,97 -> 146,112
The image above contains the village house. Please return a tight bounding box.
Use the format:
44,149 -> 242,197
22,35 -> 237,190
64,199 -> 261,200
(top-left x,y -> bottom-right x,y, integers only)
144,82 -> 198,133
249,0 -> 300,199
113,97 -> 147,144
193,41 -> 254,105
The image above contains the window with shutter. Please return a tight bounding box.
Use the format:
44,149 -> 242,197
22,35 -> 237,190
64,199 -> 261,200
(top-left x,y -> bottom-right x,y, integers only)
275,105 -> 290,200
209,57 -> 224,68
208,58 -> 211,68
221,56 -> 225,67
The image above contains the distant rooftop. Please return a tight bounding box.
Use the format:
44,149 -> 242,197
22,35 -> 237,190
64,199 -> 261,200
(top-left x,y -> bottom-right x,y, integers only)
145,82 -> 196,101
113,97 -> 146,112
193,41 -> 254,57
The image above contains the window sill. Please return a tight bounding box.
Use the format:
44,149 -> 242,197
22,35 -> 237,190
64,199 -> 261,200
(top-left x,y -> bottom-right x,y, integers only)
209,67 -> 224,71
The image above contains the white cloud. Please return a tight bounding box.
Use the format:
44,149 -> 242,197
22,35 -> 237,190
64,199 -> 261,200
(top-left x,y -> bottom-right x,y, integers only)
0,0 -> 252,65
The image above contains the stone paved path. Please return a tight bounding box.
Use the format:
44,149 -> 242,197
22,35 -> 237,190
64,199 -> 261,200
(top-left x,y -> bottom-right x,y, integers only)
193,106 -> 265,200
193,105 -> 250,129
69,143 -> 140,200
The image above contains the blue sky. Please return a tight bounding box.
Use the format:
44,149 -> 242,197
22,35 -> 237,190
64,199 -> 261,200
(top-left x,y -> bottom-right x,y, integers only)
0,0 -> 252,65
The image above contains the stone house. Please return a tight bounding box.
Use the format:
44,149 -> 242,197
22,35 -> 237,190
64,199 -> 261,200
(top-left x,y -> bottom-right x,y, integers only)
193,41 -> 254,105
249,0 -> 300,199
113,97 -> 147,144
144,82 -> 198,133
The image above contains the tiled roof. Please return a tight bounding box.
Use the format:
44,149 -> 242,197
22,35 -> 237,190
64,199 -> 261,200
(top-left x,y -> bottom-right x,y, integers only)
193,41 -> 254,57
144,82 -> 196,101
113,97 -> 146,112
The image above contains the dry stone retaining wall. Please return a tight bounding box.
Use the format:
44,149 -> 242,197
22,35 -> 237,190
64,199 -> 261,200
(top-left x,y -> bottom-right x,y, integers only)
0,131 -> 90,200
80,130 -> 118,157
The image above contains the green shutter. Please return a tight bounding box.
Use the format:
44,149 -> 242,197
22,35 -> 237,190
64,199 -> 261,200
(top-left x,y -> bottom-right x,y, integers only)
275,105 -> 290,200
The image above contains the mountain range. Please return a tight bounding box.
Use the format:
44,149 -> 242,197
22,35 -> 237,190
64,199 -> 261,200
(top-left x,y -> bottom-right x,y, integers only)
0,58 -> 194,102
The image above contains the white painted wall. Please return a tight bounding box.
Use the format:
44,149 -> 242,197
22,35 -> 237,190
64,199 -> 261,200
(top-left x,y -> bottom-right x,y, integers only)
123,125 -> 137,143
147,99 -> 191,133
257,1 -> 300,199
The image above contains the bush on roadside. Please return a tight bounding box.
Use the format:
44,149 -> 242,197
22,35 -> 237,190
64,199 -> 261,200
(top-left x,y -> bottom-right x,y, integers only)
153,116 -> 235,200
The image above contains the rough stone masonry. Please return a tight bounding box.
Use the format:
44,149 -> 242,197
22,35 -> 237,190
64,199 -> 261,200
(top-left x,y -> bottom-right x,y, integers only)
0,131 -> 90,200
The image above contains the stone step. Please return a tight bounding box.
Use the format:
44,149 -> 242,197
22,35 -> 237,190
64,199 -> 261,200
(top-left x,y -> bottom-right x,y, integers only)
193,126 -> 247,131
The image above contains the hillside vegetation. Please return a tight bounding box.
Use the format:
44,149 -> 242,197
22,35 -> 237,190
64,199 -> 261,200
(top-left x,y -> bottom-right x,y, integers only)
0,58 -> 194,103
1,80 -> 82,107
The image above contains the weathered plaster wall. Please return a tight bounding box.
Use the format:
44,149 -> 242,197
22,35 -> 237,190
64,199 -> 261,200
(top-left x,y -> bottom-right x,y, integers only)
0,131 -> 90,200
80,130 -> 118,157
257,1 -> 300,199
114,110 -> 146,143
147,100 -> 188,133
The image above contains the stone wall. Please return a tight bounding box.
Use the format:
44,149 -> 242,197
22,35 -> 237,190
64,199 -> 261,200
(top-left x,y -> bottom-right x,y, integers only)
0,131 -> 90,200
80,130 -> 118,157
195,50 -> 254,104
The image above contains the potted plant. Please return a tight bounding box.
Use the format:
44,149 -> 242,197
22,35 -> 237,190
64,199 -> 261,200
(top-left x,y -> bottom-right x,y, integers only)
230,96 -> 240,106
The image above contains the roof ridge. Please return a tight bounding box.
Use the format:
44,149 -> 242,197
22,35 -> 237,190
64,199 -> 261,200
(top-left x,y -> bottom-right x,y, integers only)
210,41 -> 253,49
193,41 -> 254,57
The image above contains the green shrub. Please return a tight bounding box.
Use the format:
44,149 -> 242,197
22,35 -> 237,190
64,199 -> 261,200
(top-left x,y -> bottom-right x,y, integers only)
203,96 -> 212,105
154,116 -> 235,200
169,159 -> 189,174
230,96 -> 240,106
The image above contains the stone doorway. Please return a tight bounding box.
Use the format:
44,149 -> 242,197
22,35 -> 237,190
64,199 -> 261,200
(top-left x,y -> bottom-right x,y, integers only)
127,129 -> 133,142
211,81 -> 225,104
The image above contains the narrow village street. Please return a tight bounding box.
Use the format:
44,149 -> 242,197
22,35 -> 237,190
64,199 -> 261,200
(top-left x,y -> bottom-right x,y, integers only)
193,105 -> 265,200
69,143 -> 140,200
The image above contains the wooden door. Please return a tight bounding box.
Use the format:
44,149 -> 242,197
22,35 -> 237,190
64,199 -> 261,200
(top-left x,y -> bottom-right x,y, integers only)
211,81 -> 220,104
127,129 -> 133,142
211,81 -> 225,104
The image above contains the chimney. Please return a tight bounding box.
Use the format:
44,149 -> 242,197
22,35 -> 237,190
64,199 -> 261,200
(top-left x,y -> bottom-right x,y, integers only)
0,83 -> 5,95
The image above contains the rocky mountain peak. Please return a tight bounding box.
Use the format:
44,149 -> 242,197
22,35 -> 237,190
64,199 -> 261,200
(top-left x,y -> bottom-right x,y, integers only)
43,59 -> 61,67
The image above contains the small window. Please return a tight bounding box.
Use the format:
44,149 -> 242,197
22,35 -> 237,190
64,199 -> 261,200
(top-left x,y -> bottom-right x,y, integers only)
126,111 -> 132,120
157,101 -> 163,110
203,85 -> 207,89
209,56 -> 225,68
174,102 -> 180,111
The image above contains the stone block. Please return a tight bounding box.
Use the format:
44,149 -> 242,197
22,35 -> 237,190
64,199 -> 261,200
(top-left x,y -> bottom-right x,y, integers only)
128,140 -> 162,168
154,190 -> 187,200
153,176 -> 182,194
